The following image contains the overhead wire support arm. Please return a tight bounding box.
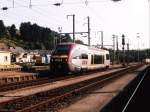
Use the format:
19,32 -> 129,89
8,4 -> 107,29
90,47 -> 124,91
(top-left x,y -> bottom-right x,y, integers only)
60,31 -> 88,35
53,0 -> 63,6
87,16 -> 90,46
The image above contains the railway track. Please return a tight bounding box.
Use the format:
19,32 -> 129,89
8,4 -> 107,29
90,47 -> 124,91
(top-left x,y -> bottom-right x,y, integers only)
0,75 -> 77,93
0,65 -> 141,112
100,65 -> 149,112
0,66 -> 122,93
121,66 -> 150,112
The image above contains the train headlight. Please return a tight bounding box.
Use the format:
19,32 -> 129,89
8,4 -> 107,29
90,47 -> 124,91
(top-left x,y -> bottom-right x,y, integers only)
62,58 -> 67,61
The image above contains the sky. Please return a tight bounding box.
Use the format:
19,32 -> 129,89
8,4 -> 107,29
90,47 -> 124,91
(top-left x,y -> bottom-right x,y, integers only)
0,0 -> 149,50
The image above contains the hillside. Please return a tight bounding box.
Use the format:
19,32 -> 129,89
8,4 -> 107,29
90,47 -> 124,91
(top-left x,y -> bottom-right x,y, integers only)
0,38 -> 25,50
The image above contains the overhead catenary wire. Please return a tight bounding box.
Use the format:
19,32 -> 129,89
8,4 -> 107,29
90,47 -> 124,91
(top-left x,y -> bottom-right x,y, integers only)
3,0 -> 113,9
5,0 -> 71,31
1,0 -> 121,39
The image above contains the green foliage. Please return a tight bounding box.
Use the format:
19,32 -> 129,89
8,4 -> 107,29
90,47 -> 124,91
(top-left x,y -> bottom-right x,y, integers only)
8,24 -> 17,38
109,49 -> 150,63
18,22 -> 72,49
0,19 -> 150,63
75,39 -> 84,44
0,20 -> 6,37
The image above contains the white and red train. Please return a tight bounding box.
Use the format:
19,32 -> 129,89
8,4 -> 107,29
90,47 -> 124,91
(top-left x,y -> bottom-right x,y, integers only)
50,43 -> 110,73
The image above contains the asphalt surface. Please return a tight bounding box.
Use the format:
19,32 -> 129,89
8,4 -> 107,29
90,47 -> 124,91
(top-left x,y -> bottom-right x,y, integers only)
100,66 -> 150,112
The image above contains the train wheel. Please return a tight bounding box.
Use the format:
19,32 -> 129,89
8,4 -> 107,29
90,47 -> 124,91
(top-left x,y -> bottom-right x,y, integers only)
105,66 -> 109,69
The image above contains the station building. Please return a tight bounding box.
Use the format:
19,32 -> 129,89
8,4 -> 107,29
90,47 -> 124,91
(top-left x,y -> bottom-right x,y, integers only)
0,51 -> 11,65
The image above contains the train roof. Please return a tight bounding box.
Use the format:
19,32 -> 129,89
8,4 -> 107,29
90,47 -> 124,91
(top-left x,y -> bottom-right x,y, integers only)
57,42 -> 109,52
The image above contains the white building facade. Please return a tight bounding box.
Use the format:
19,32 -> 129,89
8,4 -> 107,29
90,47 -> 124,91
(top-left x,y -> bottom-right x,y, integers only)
0,51 -> 11,65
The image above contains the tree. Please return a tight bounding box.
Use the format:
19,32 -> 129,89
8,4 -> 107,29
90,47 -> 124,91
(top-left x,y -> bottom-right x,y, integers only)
8,24 -> 16,38
75,39 -> 84,44
61,34 -> 72,43
20,22 -> 32,41
0,20 -> 6,37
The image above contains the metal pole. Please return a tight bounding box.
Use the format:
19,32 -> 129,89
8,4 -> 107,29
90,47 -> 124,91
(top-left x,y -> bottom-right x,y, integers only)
73,14 -> 75,43
112,34 -> 116,65
116,35 -> 119,64
58,27 -> 62,44
122,34 -> 125,66
137,33 -> 140,62
148,0 -> 150,58
101,31 -> 103,48
97,31 -> 103,48
29,0 -> 32,8
13,0 -> 14,8
67,14 -> 75,43
87,16 -> 90,46
127,42 -> 129,65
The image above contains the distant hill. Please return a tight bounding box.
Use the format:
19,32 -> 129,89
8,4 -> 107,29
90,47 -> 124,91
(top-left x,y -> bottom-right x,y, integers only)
0,20 -> 73,50
0,38 -> 25,50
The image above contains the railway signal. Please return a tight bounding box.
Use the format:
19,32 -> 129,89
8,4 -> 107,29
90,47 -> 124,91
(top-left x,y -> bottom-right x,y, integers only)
122,34 -> 126,66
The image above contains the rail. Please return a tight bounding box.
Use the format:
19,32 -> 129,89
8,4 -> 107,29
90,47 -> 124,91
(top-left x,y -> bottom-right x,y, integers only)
0,65 -> 141,112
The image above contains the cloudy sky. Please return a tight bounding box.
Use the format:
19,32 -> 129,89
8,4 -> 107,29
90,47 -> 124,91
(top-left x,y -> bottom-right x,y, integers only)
0,0 -> 149,49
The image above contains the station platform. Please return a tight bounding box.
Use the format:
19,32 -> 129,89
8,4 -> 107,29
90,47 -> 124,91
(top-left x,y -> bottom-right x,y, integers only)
59,65 -> 148,112
0,65 -> 22,72
0,64 -> 38,85
0,72 -> 38,85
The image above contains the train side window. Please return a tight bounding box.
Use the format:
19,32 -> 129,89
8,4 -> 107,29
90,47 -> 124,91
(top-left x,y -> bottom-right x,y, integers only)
106,54 -> 110,60
94,55 -> 100,64
94,55 -> 104,64
73,56 -> 81,59
81,54 -> 88,59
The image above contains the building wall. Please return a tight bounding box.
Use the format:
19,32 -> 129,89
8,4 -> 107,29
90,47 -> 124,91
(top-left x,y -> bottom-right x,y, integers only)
0,52 -> 11,65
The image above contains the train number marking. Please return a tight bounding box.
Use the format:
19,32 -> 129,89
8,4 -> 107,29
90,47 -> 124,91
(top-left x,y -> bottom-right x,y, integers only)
82,61 -> 87,65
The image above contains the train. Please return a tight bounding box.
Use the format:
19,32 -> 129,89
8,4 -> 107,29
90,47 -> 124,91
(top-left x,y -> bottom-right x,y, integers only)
50,43 -> 110,73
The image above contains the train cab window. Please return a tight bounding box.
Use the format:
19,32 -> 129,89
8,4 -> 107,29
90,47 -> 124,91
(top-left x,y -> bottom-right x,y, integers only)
72,50 -> 87,59
53,45 -> 70,55
73,56 -> 81,59
106,54 -> 110,60
81,54 -> 88,59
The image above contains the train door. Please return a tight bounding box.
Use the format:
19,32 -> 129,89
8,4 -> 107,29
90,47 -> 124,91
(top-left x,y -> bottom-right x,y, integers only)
80,53 -> 88,70
104,53 -> 110,67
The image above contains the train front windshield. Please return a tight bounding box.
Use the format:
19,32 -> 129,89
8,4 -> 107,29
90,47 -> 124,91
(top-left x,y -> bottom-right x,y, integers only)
51,44 -> 71,72
53,45 -> 70,55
